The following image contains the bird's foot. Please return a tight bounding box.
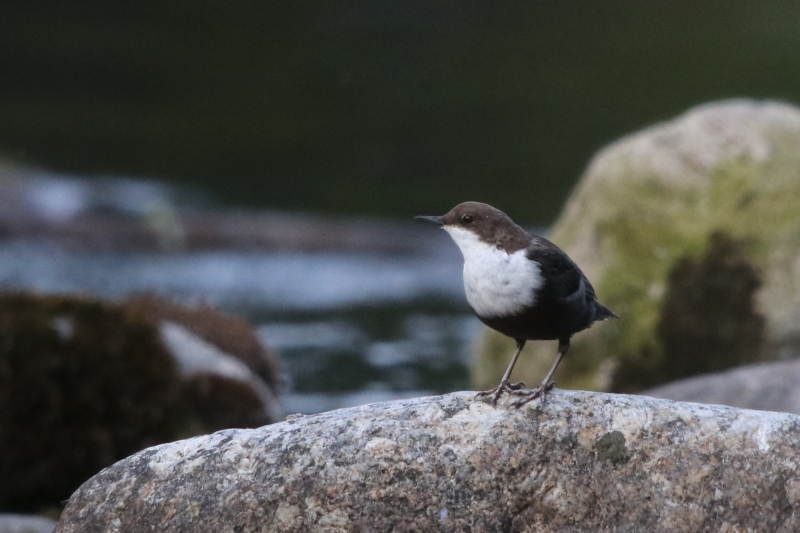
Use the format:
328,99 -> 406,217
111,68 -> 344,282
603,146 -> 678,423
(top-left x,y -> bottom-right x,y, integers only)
512,380 -> 556,408
475,379 -> 526,405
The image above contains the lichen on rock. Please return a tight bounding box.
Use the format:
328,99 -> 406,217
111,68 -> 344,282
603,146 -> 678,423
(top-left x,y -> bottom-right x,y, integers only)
54,390 -> 800,533
473,99 -> 800,393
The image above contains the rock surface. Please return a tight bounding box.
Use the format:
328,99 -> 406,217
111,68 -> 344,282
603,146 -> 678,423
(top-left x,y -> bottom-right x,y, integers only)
643,358 -> 800,415
56,390 -> 800,533
474,99 -> 800,393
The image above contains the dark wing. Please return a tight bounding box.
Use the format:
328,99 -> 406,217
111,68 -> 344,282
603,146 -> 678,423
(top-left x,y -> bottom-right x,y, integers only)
525,237 -> 590,301
526,237 -> 618,322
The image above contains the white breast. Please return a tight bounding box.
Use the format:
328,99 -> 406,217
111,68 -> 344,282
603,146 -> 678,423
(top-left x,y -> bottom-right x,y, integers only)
444,226 -> 543,318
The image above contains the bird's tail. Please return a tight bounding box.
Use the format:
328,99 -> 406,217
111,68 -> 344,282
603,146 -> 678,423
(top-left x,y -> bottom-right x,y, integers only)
594,302 -> 620,321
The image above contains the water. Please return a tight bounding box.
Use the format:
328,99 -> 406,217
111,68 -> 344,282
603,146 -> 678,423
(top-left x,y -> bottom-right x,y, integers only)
0,238 -> 481,415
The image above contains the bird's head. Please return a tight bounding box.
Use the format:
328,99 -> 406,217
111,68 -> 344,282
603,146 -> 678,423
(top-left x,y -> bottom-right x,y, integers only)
414,201 -> 529,252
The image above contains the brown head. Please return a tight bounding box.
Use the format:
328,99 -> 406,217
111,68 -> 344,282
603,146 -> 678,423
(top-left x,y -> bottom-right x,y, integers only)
414,201 -> 531,252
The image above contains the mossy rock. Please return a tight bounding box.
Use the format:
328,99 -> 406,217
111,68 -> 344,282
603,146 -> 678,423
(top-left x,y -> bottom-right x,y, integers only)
0,293 -> 182,513
473,99 -> 800,393
124,295 -> 281,391
0,292 -> 277,514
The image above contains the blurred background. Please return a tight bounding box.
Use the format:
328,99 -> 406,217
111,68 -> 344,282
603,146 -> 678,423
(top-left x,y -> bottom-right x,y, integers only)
4,0 -> 800,521
4,1 -> 800,220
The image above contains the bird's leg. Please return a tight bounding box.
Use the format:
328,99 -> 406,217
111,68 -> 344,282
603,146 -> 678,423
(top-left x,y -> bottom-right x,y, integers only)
476,339 -> 526,405
513,338 -> 570,408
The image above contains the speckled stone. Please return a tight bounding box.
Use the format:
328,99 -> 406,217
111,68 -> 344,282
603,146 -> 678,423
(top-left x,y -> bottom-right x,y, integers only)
55,390 -> 800,533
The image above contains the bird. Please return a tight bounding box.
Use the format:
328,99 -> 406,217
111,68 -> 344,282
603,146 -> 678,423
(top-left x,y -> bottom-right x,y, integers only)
415,201 -> 618,406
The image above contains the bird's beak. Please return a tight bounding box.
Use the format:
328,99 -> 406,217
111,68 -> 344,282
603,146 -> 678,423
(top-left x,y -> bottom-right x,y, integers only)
413,215 -> 445,226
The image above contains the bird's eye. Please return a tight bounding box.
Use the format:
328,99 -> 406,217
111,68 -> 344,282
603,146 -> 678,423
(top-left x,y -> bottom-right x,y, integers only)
461,215 -> 473,224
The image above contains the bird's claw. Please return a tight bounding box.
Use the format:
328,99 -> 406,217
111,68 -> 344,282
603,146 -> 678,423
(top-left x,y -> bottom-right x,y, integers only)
475,380 -> 526,405
512,380 -> 556,408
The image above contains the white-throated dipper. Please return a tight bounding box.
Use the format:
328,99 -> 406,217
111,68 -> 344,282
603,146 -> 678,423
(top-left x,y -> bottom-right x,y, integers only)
415,201 -> 618,406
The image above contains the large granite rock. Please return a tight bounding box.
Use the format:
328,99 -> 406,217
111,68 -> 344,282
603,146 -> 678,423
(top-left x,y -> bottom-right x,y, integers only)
643,358 -> 800,415
474,99 -> 800,393
56,390 -> 800,533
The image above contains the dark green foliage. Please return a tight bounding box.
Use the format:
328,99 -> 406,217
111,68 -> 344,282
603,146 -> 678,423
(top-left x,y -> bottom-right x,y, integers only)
4,2 -> 800,220
612,232 -> 766,391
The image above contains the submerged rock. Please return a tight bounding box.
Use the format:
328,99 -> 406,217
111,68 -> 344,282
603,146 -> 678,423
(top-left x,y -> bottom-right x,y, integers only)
56,390 -> 800,533
474,99 -> 800,393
